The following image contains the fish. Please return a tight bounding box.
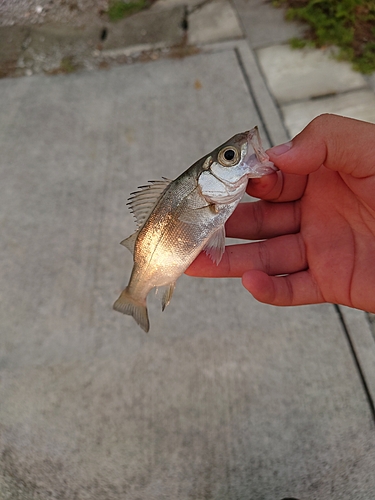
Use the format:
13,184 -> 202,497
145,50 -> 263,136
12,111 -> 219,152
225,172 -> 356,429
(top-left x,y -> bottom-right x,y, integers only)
113,127 -> 277,332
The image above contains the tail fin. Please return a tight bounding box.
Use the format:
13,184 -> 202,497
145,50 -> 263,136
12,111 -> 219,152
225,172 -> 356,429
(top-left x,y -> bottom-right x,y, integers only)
113,288 -> 150,333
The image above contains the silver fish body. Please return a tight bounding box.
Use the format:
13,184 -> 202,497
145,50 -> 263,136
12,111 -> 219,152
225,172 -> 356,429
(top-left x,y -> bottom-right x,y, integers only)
114,127 -> 276,332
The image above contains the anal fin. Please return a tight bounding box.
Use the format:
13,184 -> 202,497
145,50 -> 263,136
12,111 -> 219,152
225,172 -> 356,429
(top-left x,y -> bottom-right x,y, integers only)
161,283 -> 176,311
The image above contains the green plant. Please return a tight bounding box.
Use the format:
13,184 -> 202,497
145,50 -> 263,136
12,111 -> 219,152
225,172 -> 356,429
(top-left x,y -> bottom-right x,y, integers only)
107,0 -> 149,21
274,0 -> 375,73
289,36 -> 310,49
60,56 -> 76,73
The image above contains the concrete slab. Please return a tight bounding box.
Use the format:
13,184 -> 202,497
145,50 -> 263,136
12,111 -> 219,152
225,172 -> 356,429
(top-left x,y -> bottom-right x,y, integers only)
340,307 -> 375,414
22,23 -> 101,74
233,0 -> 305,48
233,40 -> 290,146
281,89 -> 375,137
0,0 -> 106,27
257,44 -> 368,104
102,5 -> 185,51
151,0 -> 202,9
1,48 -> 375,499
0,3 -> 186,76
365,72 -> 375,94
0,25 -> 30,63
0,25 -> 31,77
188,0 -> 243,45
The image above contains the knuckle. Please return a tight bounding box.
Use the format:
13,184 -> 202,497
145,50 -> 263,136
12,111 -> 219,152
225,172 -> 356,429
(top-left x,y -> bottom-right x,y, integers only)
308,113 -> 332,131
257,240 -> 271,275
284,276 -> 294,304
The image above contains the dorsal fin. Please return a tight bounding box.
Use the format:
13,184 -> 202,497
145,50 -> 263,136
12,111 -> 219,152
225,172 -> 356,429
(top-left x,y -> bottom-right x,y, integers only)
127,178 -> 172,228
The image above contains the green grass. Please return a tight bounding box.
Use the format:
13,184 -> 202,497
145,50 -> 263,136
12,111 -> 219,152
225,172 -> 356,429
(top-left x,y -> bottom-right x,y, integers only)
107,0 -> 150,21
273,0 -> 375,73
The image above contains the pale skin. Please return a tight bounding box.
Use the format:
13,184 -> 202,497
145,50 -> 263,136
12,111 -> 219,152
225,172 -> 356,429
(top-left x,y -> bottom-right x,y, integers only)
186,114 -> 375,313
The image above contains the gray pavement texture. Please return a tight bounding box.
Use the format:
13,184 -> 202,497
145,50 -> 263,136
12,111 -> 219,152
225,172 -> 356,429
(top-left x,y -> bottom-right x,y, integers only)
1,2 -> 375,500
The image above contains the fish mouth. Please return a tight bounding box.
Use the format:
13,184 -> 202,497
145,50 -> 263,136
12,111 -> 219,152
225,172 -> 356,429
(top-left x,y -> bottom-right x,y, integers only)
244,128 -> 278,175
246,128 -> 268,162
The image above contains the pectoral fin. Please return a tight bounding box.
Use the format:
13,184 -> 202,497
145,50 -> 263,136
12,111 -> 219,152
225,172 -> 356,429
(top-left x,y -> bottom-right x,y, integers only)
203,225 -> 226,265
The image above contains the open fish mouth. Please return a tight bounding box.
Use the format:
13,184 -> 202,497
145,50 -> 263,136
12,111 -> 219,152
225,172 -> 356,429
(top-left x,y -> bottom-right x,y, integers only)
244,127 -> 278,176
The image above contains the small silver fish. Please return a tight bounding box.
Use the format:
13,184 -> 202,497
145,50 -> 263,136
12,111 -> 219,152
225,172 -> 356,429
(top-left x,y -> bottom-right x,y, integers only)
114,127 -> 276,332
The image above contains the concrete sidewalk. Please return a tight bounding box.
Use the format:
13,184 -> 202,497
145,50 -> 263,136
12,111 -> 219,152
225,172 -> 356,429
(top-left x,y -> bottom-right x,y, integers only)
1,1 -> 375,499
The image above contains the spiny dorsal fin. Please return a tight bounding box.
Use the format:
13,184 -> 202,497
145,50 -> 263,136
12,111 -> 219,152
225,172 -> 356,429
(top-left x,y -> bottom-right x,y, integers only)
127,178 -> 172,228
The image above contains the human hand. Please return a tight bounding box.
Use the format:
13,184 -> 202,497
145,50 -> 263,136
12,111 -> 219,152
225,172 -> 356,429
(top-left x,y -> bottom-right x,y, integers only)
186,114 -> 375,313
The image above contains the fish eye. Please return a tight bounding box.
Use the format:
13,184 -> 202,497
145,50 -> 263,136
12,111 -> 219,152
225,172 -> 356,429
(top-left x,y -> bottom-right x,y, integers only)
218,146 -> 240,167
224,149 -> 235,161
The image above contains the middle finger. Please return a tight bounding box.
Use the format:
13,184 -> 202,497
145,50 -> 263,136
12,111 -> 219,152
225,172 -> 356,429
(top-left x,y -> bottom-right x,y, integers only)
226,200 -> 301,240
186,233 -> 307,278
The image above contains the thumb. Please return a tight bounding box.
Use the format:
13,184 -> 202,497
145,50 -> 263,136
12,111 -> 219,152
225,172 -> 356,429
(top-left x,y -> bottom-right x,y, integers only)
267,114 -> 375,178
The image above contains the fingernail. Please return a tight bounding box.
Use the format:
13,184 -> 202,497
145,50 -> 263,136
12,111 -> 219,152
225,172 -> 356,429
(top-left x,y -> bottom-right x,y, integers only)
268,141 -> 293,156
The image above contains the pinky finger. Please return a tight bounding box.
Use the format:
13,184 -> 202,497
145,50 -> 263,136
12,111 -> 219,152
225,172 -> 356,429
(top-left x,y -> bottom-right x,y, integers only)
242,269 -> 324,306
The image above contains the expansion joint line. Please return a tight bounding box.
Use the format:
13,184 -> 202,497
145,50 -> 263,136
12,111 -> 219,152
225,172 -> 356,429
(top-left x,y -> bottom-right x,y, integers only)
335,304 -> 375,423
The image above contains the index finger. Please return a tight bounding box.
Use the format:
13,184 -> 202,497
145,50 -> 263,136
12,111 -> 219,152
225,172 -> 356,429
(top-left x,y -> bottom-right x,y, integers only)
246,171 -> 307,202
267,114 -> 375,178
